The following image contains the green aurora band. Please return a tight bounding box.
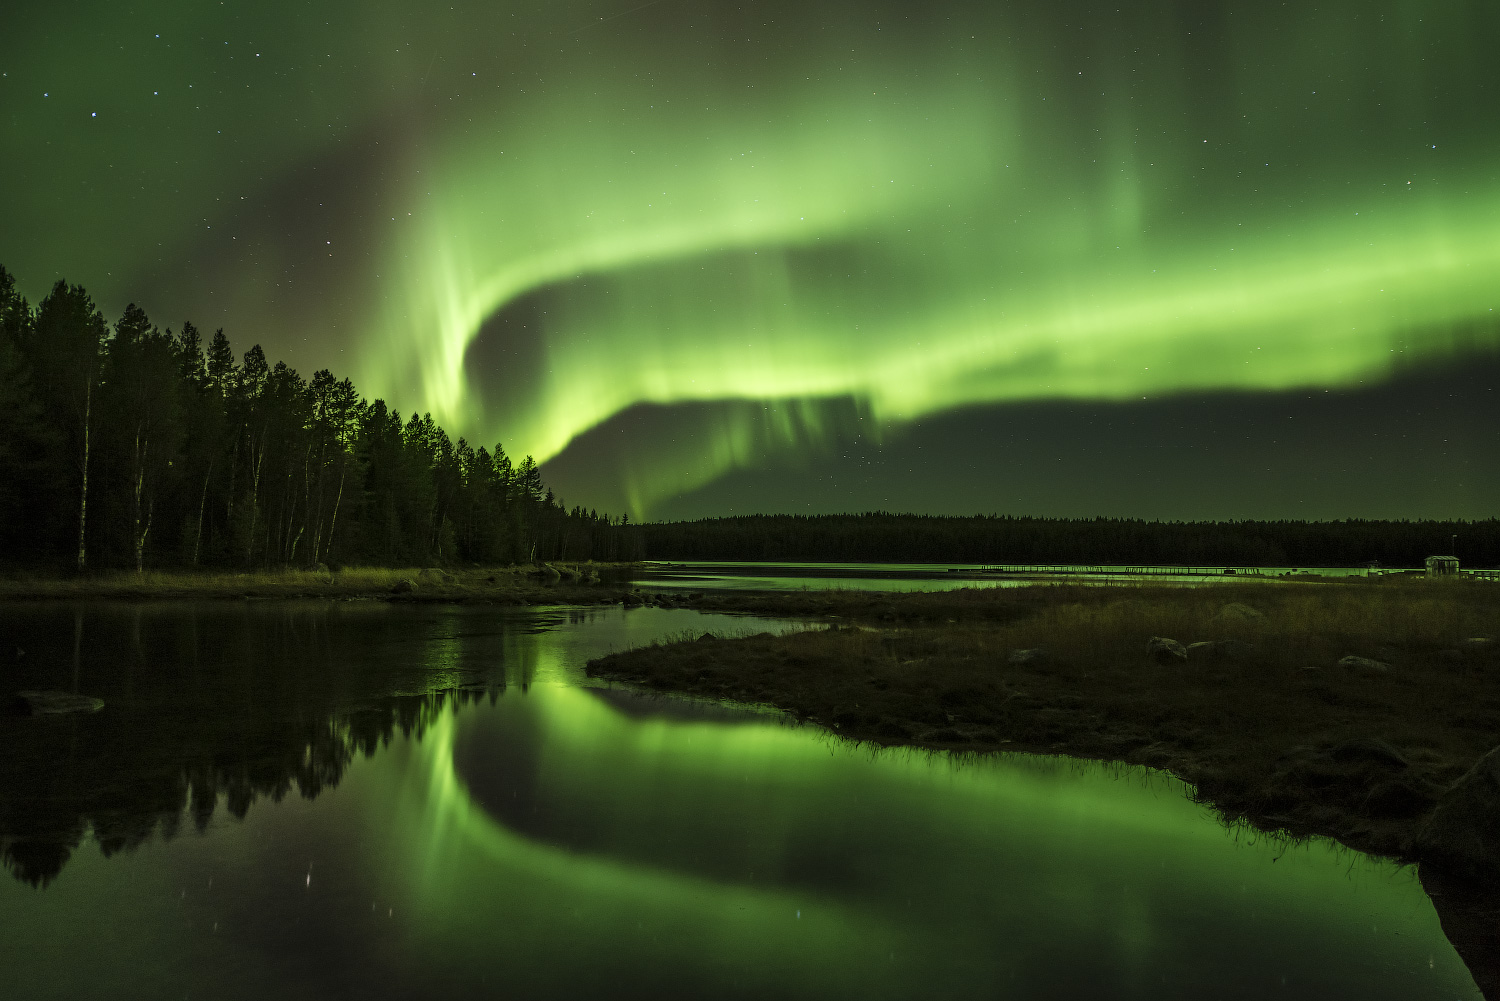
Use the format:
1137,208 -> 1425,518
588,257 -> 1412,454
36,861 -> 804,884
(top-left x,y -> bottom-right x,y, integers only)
5,0 -> 1499,515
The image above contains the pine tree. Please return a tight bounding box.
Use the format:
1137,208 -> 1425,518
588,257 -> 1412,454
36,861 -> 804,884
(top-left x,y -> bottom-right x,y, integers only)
102,304 -> 185,570
28,281 -> 108,570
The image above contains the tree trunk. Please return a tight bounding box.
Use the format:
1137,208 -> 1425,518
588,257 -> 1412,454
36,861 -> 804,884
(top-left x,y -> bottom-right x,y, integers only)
75,378 -> 92,572
135,498 -> 153,573
132,429 -> 150,572
245,439 -> 265,565
325,459 -> 347,564
192,460 -> 213,566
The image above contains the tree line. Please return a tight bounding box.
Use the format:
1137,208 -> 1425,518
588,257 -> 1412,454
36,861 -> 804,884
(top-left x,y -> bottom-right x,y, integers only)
0,266 -> 642,571
640,513 -> 1500,568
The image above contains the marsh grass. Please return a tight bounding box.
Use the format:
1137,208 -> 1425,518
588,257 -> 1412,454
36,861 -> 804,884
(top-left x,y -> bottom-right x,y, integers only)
0,563 -> 638,603
592,579 -> 1500,862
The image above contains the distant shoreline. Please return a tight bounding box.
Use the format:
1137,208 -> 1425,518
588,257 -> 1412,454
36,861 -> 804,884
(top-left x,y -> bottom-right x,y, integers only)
0,564 -> 642,604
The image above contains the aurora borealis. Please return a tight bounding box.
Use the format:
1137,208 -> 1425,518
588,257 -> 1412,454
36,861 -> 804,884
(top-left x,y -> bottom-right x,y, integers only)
4,0 -> 1498,518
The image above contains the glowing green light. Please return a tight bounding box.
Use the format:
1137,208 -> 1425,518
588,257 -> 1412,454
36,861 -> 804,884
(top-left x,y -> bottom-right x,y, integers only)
333,5 -> 1500,514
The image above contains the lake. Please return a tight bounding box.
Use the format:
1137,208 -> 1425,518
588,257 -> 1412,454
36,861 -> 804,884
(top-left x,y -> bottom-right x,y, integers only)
0,601 -> 1483,999
635,561 -> 1383,592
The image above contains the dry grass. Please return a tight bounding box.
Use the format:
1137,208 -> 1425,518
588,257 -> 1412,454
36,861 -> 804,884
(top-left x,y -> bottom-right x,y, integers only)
593,579 -> 1500,863
0,563 -> 638,604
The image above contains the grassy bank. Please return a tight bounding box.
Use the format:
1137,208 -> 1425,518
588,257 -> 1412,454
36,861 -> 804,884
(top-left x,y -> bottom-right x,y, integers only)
591,580 -> 1500,862
0,564 -> 640,604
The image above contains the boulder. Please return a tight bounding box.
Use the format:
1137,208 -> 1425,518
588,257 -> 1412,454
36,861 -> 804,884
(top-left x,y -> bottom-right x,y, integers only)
1416,745 -> 1500,884
1338,655 -> 1390,673
14,690 -> 104,716
1214,602 -> 1264,623
1146,636 -> 1188,665
1460,636 -> 1495,652
390,578 -> 416,594
1007,648 -> 1049,666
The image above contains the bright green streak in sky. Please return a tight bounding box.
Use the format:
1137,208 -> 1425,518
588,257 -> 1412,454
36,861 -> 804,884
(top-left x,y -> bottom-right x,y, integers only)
5,1 -> 1499,515
348,2 -> 1500,513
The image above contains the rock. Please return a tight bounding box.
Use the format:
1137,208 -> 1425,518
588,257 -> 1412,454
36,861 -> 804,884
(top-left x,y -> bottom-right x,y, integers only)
1146,636 -> 1188,665
1214,602 -> 1265,623
1338,655 -> 1390,673
1460,636 -> 1495,652
1007,648 -> 1049,666
14,690 -> 104,716
390,578 -> 416,594
1416,745 -> 1500,884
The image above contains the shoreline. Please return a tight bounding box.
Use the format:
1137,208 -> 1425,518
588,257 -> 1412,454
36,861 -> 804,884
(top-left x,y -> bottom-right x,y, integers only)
590,581 -> 1500,867
0,564 -> 642,605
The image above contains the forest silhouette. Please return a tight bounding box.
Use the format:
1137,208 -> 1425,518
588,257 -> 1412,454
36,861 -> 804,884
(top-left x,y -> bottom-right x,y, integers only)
4,264 -> 1495,572
0,265 -> 641,572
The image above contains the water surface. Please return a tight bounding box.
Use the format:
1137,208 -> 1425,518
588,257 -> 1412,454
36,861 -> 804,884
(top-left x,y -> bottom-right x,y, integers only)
636,561 -> 1381,592
0,602 -> 1482,999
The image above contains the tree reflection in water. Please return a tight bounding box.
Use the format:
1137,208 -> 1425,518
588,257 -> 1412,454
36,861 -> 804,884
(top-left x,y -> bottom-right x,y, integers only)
0,600 -> 528,886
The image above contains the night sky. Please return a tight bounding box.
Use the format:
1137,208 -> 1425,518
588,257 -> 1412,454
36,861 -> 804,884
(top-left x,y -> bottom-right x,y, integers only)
4,0 -> 1498,520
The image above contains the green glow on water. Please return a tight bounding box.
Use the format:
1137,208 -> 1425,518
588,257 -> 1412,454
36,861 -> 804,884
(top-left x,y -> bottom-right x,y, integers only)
0,605 -> 1481,997
374,684 -> 1477,997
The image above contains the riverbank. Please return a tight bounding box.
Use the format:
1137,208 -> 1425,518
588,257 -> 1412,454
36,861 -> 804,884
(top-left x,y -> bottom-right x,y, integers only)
0,564 -> 640,604
591,580 -> 1500,865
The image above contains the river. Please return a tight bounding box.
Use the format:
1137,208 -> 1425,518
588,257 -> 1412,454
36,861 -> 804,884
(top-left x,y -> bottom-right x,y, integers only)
0,601 -> 1482,999
634,561 -> 1384,592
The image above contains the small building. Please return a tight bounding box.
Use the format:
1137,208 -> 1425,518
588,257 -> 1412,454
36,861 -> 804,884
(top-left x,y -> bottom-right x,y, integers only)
1425,555 -> 1460,577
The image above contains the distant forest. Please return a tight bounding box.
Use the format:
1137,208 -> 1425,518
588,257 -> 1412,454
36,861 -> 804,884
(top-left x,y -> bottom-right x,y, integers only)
5,267 -> 1494,574
0,266 -> 642,570
640,514 -> 1500,568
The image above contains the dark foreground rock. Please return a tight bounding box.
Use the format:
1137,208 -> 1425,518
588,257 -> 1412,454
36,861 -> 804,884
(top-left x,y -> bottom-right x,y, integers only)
13,690 -> 104,716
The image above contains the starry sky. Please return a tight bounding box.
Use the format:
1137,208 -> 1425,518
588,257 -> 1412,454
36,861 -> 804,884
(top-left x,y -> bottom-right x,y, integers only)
3,0 -> 1498,521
